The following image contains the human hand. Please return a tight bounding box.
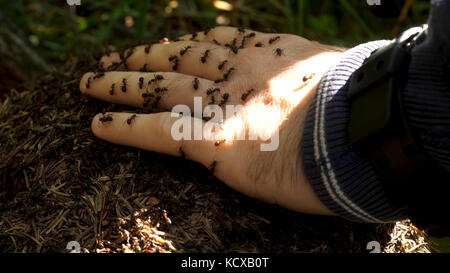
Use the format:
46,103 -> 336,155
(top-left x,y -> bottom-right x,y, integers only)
80,26 -> 343,216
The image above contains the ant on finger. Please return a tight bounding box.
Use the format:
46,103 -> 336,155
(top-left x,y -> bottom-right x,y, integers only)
85,76 -> 92,89
206,87 -> 220,95
218,93 -> 229,107
218,60 -> 228,70
179,147 -> 186,159
121,78 -> 127,92
201,49 -> 210,63
144,44 -> 151,54
154,87 -> 168,93
180,46 -> 192,56
109,83 -> 115,95
204,27 -> 212,36
223,67 -> 235,80
126,114 -> 137,125
241,88 -> 254,101
99,114 -> 113,123
193,77 -> 199,90
208,160 -> 217,174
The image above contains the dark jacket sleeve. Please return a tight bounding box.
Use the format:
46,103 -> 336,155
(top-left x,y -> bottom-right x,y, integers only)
301,0 -> 450,223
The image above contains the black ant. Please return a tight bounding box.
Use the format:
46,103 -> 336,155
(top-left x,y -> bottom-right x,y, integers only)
201,49 -> 210,63
223,67 -> 235,80
208,160 -> 217,173
206,87 -> 220,95
121,78 -> 127,92
209,95 -> 216,105
225,43 -> 238,54
168,55 -> 178,62
179,147 -> 186,159
231,38 -> 238,47
149,74 -> 164,84
180,46 -> 192,56
241,88 -> 254,101
193,77 -> 199,90
238,28 -> 246,34
154,87 -> 168,93
274,48 -> 284,56
119,49 -> 125,60
245,32 -> 256,39
109,83 -> 115,95
303,73 -> 315,82
269,36 -> 281,44
172,60 -> 179,71
126,114 -> 137,125
214,140 -> 225,147
140,64 -> 148,72
190,32 -> 198,41
255,42 -> 264,47
85,76 -> 92,89
144,44 -> 151,54
239,37 -> 247,49
214,79 -> 224,84
218,93 -> 229,107
218,60 -> 228,70
212,39 -> 221,46
152,96 -> 161,108
139,77 -> 144,89
107,61 -> 119,70
99,114 -> 113,123
204,27 -> 212,36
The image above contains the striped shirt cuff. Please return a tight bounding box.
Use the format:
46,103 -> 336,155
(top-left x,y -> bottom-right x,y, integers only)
301,40 -> 409,223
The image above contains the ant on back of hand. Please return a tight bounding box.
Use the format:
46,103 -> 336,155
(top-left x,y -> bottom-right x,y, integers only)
274,48 -> 284,56
269,36 -> 281,44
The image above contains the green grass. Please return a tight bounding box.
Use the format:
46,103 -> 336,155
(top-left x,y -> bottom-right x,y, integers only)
0,0 -> 431,63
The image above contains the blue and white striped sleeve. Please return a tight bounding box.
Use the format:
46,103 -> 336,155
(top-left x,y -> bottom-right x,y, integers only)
301,40 -> 409,223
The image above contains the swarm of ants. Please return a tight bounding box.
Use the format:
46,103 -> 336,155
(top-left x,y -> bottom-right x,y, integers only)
83,28 -> 288,173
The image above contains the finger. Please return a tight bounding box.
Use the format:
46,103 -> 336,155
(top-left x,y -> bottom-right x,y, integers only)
80,71 -> 236,111
99,41 -> 235,81
91,112 -> 231,170
178,26 -> 278,49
